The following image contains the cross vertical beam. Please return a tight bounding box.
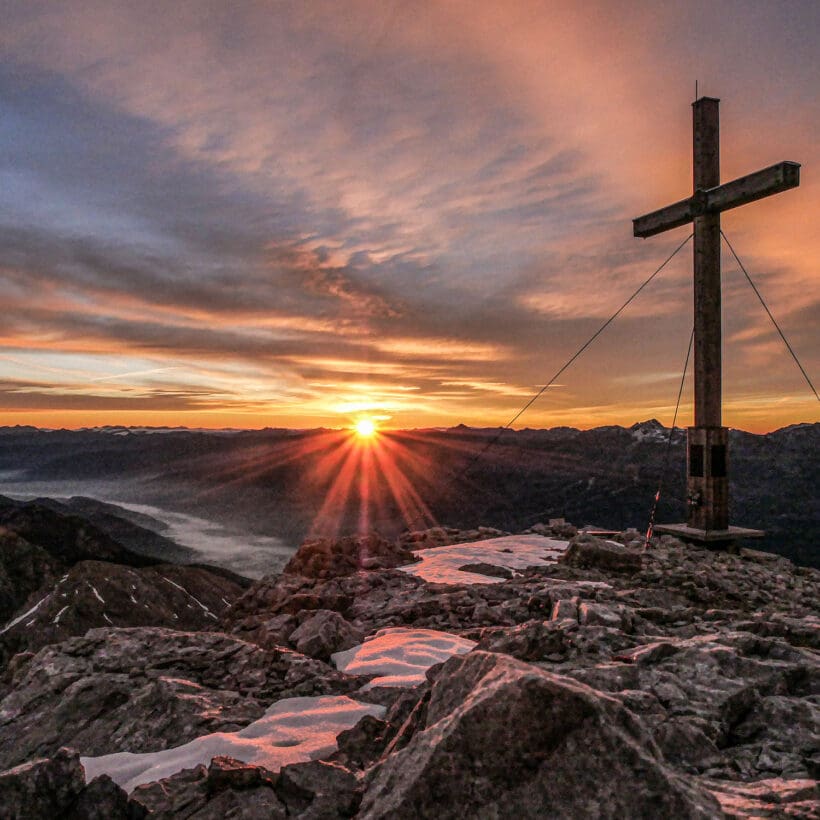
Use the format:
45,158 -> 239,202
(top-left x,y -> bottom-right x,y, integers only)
692,98 -> 722,428
689,98 -> 728,531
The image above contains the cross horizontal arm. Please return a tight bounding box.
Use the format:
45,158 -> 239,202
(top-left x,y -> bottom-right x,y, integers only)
632,195 -> 695,238
633,161 -> 800,238
708,161 -> 801,215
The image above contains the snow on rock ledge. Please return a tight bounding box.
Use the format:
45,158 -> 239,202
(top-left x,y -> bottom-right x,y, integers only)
399,534 -> 569,585
81,694 -> 385,793
332,627 -> 476,688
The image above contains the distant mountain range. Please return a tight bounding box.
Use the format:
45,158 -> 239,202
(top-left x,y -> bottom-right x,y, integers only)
0,494 -> 250,669
0,421 -> 817,567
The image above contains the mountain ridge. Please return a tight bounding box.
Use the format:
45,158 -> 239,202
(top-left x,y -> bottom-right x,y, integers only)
1,422 -> 817,567
0,506 -> 817,818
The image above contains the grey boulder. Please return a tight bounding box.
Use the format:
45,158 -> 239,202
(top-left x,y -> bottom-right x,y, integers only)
289,609 -> 364,661
359,651 -> 722,819
560,534 -> 644,573
0,747 -> 138,819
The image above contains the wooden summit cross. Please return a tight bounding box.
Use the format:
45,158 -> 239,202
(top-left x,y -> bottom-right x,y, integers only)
633,96 -> 800,542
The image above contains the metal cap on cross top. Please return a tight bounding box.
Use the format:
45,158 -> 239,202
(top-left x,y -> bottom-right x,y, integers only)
633,96 -> 800,544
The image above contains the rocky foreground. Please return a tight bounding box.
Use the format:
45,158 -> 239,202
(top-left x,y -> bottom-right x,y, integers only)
0,521 -> 818,818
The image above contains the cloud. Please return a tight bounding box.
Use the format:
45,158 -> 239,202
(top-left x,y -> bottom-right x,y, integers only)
0,1 -> 817,430
0,378 -> 229,412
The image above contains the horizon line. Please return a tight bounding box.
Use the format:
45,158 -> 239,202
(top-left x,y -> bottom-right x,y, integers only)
1,419 -> 816,436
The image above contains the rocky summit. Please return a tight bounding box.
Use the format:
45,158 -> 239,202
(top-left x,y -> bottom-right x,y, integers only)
0,512 -> 818,818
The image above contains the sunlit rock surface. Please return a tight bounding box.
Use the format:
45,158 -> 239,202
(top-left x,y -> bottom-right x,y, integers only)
0,627 -> 359,769
358,651 -> 722,819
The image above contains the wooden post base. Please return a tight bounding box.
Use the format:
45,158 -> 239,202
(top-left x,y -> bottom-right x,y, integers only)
686,425 -> 729,530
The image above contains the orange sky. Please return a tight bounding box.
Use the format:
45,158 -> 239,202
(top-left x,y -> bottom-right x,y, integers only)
0,1 -> 818,433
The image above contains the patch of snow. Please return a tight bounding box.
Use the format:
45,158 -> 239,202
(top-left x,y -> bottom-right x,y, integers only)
0,595 -> 49,634
129,594 -> 138,604
81,695 -> 385,792
87,583 -> 105,604
332,627 -> 476,688
161,576 -> 190,597
400,535 -> 569,585
575,580 -> 614,590
53,605 -> 69,625
88,426 -> 244,436
632,429 -> 665,443
102,613 -> 113,625
630,420 -> 669,443
162,576 -> 217,619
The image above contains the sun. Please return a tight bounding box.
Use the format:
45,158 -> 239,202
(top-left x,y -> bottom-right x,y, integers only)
354,418 -> 377,439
